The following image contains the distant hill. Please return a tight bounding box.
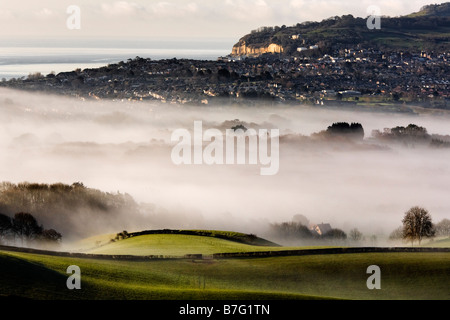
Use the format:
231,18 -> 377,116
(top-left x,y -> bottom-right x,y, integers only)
83,231 -> 280,256
127,229 -> 279,246
408,2 -> 450,17
231,2 -> 450,57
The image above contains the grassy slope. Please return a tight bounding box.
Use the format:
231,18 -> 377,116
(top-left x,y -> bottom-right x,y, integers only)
84,234 -> 316,256
0,250 -> 448,300
421,237 -> 450,248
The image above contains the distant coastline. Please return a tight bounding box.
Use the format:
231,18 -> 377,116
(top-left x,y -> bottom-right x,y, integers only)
0,39 -> 232,80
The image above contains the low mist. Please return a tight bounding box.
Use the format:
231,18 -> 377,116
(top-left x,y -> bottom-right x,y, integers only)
1,88 -> 450,245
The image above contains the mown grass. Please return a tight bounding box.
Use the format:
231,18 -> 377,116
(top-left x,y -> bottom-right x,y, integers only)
420,237 -> 450,248
0,250 -> 448,300
84,234 -> 323,256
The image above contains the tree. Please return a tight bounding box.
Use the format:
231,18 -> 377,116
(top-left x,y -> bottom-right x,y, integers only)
323,228 -> 347,240
326,122 -> 364,140
114,230 -> 130,241
390,124 -> 430,144
435,219 -> 450,237
349,228 -> 363,242
0,213 -> 13,244
389,226 -> 403,241
271,221 -> 313,240
12,213 -> 43,245
40,229 -> 62,243
402,206 -> 435,245
27,72 -> 43,80
231,124 -> 248,132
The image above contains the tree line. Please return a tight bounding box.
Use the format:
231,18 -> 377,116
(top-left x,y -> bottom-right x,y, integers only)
270,222 -> 349,240
270,221 -> 372,245
271,206 -> 449,246
0,181 -> 142,240
0,212 -> 62,247
269,213 -> 363,245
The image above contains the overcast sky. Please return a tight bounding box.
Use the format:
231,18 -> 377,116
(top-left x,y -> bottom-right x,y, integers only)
0,0 -> 447,43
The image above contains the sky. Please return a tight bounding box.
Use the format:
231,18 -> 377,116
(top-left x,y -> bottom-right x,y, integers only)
0,0 -> 448,44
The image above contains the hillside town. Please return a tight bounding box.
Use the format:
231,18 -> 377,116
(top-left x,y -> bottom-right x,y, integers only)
1,46 -> 449,109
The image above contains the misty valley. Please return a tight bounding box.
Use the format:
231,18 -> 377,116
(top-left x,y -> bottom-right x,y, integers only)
171,120 -> 280,175
1,0 -> 450,305
0,87 -> 450,249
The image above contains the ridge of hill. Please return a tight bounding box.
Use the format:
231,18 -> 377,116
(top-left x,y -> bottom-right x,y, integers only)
126,229 -> 280,246
231,2 -> 450,57
71,229 -> 282,257
408,3 -> 450,17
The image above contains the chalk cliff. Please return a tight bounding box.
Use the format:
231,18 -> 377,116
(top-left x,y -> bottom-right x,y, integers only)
231,42 -> 284,56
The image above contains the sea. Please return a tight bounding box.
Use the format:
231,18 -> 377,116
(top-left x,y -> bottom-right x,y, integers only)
0,38 -> 233,80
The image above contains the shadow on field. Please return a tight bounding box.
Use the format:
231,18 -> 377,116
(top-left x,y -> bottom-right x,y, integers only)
0,254 -> 80,299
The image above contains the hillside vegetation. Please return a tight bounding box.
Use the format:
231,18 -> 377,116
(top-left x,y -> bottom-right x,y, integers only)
232,3 -> 450,56
0,182 -> 145,240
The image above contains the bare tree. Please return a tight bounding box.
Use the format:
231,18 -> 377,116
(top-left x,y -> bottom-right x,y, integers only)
12,212 -> 43,246
402,206 -> 435,245
349,228 -> 363,242
389,226 -> 403,241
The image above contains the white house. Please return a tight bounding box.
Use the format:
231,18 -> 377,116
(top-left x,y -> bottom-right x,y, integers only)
309,223 -> 332,236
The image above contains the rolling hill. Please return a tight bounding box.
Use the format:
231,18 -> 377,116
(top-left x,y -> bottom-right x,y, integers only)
1,248 -> 448,300
84,232 -> 281,256
231,2 -> 450,57
1,230 -> 449,300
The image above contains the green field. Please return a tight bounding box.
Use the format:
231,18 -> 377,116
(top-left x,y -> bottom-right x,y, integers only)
0,232 -> 449,300
83,233 -> 321,256
0,250 -> 448,300
421,237 -> 450,248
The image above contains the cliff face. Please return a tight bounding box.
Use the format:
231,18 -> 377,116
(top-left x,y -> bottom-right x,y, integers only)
231,42 -> 283,56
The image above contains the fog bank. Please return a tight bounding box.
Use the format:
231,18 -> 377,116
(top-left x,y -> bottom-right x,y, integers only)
1,88 -> 449,241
